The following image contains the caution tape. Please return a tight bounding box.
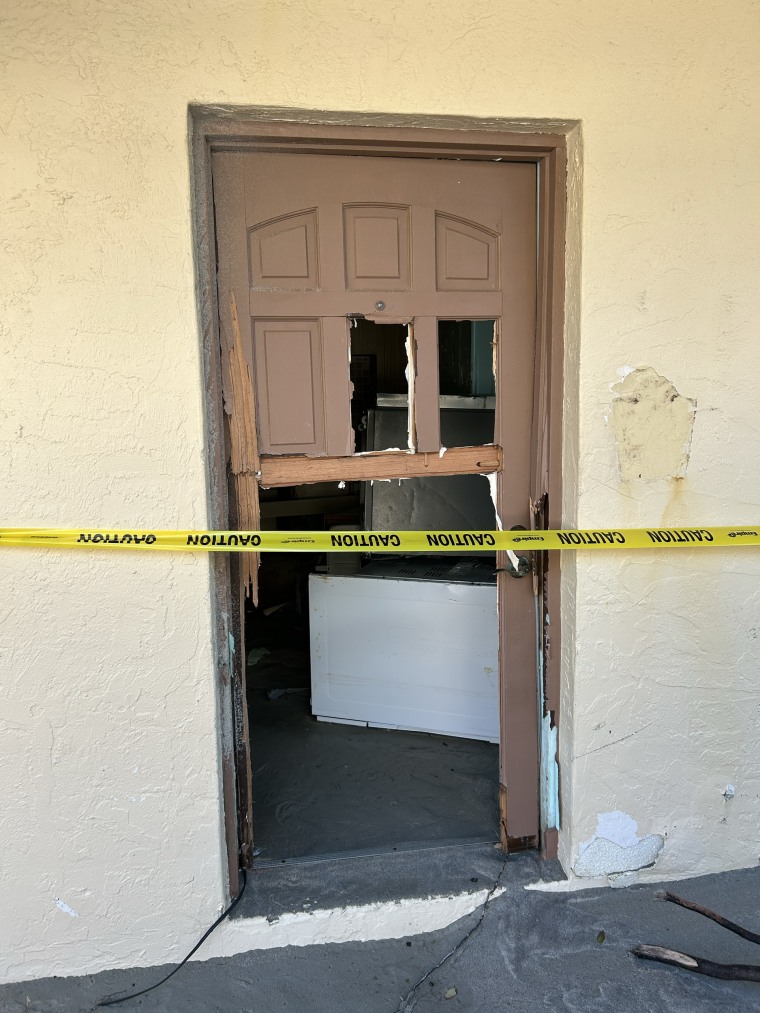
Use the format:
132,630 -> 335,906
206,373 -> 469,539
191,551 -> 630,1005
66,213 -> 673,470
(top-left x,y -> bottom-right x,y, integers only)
0,526 -> 758,552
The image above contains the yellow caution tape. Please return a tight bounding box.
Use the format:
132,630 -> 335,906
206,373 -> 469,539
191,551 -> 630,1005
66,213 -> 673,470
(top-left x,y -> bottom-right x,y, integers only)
0,526 -> 758,552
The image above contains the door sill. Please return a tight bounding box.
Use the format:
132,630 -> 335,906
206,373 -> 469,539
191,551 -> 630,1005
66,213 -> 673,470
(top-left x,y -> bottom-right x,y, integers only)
250,835 -> 500,870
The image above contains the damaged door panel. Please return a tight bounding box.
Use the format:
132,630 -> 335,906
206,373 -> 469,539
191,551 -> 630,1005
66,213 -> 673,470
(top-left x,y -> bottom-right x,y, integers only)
211,144 -> 543,858
212,151 -> 524,464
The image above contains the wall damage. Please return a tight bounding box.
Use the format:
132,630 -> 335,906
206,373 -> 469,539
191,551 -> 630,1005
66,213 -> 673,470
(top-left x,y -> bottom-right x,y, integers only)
574,811 -> 664,880
611,368 -> 695,482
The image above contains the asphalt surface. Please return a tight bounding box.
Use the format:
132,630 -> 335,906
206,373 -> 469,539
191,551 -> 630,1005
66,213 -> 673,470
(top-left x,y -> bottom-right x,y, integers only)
3,856 -> 760,1012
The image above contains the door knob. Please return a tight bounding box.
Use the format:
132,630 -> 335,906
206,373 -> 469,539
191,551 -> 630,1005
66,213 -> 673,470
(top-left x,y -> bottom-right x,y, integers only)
505,553 -> 531,578
505,524 -> 531,578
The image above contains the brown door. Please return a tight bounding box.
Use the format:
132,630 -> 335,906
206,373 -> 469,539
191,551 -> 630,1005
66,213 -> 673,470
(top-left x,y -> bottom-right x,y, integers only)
213,150 -> 539,847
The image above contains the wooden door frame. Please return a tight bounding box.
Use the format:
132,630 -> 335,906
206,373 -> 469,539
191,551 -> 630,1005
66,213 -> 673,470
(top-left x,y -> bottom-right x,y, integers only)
190,107 -> 568,895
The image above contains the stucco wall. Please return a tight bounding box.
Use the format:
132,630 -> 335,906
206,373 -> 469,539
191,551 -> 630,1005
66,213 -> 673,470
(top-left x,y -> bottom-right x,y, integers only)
1,0 -> 759,983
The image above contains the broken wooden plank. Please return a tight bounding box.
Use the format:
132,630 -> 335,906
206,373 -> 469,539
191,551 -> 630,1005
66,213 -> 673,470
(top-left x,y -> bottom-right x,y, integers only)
259,444 -> 503,488
228,291 -> 260,603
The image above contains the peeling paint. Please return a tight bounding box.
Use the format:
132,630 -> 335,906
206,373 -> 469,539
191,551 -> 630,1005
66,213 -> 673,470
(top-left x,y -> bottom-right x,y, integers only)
405,324 -> 416,452
574,811 -> 664,878
540,713 -> 560,831
54,899 -> 79,918
611,368 -> 695,482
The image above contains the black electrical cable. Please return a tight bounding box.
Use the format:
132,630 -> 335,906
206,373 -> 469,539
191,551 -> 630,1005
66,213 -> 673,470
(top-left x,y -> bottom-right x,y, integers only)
96,869 -> 248,1007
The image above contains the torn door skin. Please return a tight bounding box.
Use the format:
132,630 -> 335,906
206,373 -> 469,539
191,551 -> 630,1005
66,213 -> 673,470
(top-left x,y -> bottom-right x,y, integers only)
226,291 -> 261,604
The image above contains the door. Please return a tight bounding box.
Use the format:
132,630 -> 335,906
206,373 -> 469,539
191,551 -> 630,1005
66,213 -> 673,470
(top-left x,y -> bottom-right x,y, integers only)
213,149 -> 539,849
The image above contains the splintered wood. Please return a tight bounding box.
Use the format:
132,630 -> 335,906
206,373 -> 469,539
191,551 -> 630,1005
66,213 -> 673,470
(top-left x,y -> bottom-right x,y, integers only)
228,292 -> 260,603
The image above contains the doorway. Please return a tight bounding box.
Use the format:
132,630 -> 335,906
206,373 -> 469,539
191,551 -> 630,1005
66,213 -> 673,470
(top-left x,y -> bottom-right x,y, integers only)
193,112 -> 566,887
246,483 -> 501,860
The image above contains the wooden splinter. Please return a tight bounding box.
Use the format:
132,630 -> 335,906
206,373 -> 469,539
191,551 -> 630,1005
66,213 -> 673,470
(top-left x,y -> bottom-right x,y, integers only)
228,291 -> 260,604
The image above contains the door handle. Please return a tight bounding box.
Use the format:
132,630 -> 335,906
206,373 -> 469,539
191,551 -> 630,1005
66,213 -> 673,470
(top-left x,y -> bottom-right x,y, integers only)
504,524 -> 531,578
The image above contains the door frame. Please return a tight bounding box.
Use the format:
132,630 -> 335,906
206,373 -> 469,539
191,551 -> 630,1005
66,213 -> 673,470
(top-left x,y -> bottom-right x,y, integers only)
190,108 -> 567,894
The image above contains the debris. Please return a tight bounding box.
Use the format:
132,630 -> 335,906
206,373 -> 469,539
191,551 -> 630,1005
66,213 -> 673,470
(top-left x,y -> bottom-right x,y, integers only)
597,930 -> 606,944
633,890 -> 760,982
634,945 -> 760,983
247,647 -> 270,666
444,986 -> 458,999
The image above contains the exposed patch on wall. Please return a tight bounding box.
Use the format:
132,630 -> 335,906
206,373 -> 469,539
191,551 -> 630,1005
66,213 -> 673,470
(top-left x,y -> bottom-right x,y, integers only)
574,811 -> 664,878
611,368 -> 695,481
54,899 -> 79,918
540,712 -> 560,831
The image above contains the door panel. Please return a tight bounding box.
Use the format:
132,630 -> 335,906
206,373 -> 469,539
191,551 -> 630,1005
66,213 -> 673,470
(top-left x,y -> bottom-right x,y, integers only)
252,319 -> 325,455
249,210 -> 319,290
435,214 -> 499,290
409,316 -> 440,453
343,204 -> 411,290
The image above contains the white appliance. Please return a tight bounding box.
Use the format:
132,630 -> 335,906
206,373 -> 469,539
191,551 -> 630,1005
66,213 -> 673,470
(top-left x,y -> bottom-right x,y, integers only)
309,560 -> 498,742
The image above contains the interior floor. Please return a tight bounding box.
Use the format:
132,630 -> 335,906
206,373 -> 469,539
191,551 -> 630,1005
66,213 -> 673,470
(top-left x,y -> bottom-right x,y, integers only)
246,608 -> 499,861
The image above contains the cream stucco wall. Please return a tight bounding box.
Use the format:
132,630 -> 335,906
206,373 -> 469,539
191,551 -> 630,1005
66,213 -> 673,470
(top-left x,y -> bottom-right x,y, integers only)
1,0 -> 759,983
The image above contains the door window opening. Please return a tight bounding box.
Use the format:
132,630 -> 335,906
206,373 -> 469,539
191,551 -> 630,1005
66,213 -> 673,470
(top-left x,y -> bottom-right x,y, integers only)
437,319 -> 496,448
349,319 -> 409,453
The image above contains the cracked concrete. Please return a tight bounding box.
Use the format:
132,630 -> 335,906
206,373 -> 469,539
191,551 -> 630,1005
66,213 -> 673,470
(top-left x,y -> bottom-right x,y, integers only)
1,857 -> 758,1012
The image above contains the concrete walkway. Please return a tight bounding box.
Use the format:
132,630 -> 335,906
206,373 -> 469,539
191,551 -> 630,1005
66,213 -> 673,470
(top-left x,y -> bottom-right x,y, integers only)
2,857 -> 760,1012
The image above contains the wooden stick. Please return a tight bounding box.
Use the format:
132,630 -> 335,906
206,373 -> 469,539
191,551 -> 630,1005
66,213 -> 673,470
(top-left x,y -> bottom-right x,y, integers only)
655,891 -> 760,946
633,945 -> 760,983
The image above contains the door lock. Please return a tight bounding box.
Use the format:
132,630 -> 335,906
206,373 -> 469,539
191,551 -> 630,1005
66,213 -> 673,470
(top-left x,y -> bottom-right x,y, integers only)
505,524 -> 531,579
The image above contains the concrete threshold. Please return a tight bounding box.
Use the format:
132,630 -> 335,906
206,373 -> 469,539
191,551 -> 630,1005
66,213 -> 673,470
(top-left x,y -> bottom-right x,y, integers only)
193,845 -> 565,963
237,838 -> 505,918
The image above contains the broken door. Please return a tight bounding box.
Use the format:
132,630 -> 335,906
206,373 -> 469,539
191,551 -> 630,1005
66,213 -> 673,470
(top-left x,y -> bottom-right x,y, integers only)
213,148 -> 539,853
